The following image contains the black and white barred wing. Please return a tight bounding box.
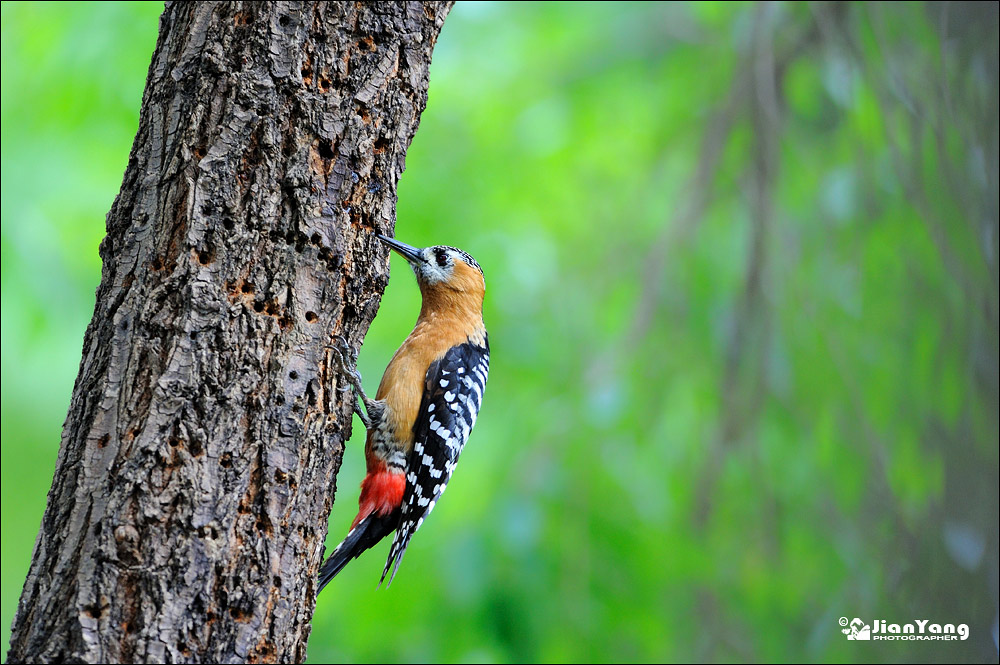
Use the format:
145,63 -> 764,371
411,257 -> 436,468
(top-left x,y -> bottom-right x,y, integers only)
380,336 -> 490,585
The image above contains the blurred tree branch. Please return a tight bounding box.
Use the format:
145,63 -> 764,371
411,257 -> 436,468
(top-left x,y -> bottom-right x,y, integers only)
5,2 -> 452,663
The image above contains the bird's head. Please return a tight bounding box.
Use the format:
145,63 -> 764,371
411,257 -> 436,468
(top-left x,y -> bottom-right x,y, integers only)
377,234 -> 485,311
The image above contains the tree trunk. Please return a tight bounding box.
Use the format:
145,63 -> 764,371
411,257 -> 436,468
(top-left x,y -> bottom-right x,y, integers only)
6,2 -> 452,662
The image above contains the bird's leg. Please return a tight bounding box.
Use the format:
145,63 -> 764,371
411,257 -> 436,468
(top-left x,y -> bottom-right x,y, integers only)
329,337 -> 384,430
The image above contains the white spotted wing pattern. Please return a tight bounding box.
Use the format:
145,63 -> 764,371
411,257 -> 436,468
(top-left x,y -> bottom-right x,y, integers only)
380,335 -> 490,585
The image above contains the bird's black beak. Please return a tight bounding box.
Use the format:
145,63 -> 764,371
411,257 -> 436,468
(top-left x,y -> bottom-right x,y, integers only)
376,234 -> 424,264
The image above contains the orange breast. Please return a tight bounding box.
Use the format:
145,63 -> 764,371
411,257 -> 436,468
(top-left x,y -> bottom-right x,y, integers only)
366,258 -> 486,457
373,313 -> 485,451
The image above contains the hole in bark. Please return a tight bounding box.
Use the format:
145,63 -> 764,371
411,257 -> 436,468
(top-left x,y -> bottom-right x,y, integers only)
264,301 -> 278,315
241,282 -> 255,294
292,405 -> 301,413
356,105 -> 371,123
305,311 -> 318,323
273,576 -> 282,589
289,371 -> 298,380
279,316 -> 293,330
197,248 -> 214,265
230,606 -> 251,622
275,395 -> 285,405
373,137 -> 391,154
285,230 -> 296,244
257,514 -> 273,535
151,257 -> 163,271
301,63 -> 313,86
168,437 -> 181,447
278,15 -> 290,27
220,453 -> 233,468
223,218 -> 234,230
318,77 -> 331,93
187,438 -> 203,456
98,433 -> 110,448
84,604 -> 102,619
310,232 -> 322,245
253,302 -> 264,313
274,470 -> 287,483
194,145 -> 206,160
318,247 -> 331,261
358,35 -> 375,51
318,140 -> 334,160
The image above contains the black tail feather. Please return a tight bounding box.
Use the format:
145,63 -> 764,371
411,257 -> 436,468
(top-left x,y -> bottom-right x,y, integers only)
379,521 -> 416,588
317,510 -> 399,594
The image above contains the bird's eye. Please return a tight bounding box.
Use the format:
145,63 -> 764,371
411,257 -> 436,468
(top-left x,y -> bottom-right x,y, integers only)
435,248 -> 449,267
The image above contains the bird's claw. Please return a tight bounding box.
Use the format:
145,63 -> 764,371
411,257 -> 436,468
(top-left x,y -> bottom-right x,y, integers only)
331,336 -> 357,365
328,336 -> 359,375
328,335 -> 374,429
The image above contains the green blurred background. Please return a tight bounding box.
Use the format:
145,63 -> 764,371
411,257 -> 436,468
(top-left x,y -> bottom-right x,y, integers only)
2,1 -> 997,662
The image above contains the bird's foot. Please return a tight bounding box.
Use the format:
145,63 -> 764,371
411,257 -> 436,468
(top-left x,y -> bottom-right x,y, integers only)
328,336 -> 375,429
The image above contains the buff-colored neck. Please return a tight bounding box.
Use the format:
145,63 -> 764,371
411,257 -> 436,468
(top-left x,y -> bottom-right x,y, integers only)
416,262 -> 486,336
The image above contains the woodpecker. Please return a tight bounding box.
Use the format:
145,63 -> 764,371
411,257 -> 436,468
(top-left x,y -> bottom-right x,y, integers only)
318,234 -> 489,591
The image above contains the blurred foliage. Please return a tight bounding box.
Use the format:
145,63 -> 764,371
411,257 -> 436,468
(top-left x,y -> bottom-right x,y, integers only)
2,1 -> 997,662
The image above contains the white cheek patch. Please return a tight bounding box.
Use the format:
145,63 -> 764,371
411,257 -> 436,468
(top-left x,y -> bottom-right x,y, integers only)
417,248 -> 453,284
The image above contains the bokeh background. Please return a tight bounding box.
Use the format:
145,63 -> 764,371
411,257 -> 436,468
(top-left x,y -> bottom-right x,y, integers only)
2,1 -> 997,662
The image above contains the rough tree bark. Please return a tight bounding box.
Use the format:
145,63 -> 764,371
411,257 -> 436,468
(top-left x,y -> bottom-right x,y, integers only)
7,2 -> 452,662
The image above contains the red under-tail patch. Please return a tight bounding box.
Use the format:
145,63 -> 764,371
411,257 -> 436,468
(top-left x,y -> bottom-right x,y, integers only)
352,468 -> 405,529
